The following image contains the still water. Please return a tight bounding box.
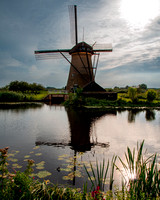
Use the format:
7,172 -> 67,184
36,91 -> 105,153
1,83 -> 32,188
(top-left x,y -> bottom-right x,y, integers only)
0,103 -> 160,188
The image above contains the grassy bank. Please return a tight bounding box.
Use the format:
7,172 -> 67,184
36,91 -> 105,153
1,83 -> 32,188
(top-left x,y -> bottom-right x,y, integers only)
64,95 -> 160,109
0,91 -> 48,102
1,141 -> 160,199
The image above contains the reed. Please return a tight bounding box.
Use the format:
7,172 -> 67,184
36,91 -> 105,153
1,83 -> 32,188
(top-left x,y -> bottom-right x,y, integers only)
117,140 -> 160,199
84,155 -> 117,197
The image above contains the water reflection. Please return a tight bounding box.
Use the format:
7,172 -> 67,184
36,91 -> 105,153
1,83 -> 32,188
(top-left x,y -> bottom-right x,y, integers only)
145,110 -> 155,121
67,108 -> 117,152
127,109 -> 141,123
0,103 -> 43,112
0,104 -> 159,187
127,109 -> 156,123
36,108 -> 117,152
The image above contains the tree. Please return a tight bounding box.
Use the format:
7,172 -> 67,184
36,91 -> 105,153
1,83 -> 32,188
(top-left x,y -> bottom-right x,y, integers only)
147,89 -> 157,102
128,87 -> 137,102
8,81 -> 45,94
139,84 -> 147,90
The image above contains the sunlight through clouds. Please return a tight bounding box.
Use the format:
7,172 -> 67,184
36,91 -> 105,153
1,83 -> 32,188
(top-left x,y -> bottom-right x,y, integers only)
120,0 -> 160,30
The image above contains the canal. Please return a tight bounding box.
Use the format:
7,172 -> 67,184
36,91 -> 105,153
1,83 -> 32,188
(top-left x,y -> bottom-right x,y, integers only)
0,103 -> 160,188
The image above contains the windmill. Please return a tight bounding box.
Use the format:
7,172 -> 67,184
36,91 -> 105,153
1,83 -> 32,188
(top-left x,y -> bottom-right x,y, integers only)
35,5 -> 112,92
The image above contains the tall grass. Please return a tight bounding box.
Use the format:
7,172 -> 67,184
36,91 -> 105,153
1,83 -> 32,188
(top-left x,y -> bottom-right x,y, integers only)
117,140 -> 160,199
84,155 -> 117,199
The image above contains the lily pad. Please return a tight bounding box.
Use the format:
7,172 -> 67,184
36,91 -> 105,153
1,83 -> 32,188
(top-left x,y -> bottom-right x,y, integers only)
59,154 -> 69,158
60,168 -> 72,172
12,163 -> 22,169
63,176 -> 71,180
58,157 -> 65,160
36,161 -> 45,170
36,166 -> 44,170
75,171 -> 82,177
36,161 -> 45,166
8,153 -> 15,157
33,146 -> 40,150
9,158 -> 18,162
36,170 -> 51,178
24,155 -> 30,158
35,153 -> 42,156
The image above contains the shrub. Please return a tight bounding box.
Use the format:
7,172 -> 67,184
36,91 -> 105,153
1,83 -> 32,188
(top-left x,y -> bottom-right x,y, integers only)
128,87 -> 137,103
0,91 -> 24,102
147,89 -> 157,102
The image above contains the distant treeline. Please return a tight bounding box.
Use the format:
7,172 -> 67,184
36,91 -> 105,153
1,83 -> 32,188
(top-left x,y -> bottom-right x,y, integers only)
3,81 -> 45,94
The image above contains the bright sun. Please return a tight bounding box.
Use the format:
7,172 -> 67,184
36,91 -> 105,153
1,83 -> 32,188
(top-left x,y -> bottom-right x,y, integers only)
120,0 -> 160,30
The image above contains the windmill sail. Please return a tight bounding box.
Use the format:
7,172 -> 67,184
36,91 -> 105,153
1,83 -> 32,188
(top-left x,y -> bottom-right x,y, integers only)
35,49 -> 70,60
68,5 -> 78,45
34,5 -> 113,93
93,43 -> 112,52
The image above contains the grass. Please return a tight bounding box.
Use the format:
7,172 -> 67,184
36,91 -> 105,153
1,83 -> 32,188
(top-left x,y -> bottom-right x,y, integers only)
1,141 -> 160,199
0,91 -> 48,102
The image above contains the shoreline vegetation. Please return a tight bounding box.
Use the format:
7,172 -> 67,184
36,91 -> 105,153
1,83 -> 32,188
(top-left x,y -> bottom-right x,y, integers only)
1,141 -> 160,199
0,81 -> 160,108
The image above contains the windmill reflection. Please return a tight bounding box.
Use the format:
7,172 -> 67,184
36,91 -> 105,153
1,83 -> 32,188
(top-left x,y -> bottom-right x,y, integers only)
36,107 -> 116,185
36,108 -> 116,151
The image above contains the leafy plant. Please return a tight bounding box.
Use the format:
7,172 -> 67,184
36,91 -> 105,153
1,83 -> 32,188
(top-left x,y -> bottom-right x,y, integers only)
128,87 -> 138,103
147,89 -> 157,102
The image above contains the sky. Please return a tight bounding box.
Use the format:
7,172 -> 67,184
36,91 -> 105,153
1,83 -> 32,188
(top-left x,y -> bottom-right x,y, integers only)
0,0 -> 160,88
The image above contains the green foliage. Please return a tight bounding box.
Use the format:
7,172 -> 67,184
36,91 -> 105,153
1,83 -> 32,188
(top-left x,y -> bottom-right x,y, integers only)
117,140 -> 160,199
0,91 -> 25,102
64,92 -> 85,108
128,87 -> 137,103
139,84 -> 147,90
0,91 -> 48,102
8,80 -> 45,94
147,89 -> 157,102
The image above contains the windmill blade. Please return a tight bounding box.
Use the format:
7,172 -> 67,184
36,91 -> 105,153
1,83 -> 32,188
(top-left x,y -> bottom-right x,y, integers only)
93,43 -> 112,52
68,5 -> 78,45
34,49 -> 71,60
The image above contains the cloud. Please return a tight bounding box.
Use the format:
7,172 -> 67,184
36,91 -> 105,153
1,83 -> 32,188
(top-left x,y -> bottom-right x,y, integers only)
0,0 -> 160,88
0,52 -> 23,68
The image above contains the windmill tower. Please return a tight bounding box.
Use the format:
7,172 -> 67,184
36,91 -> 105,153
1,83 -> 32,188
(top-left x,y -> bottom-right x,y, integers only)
35,5 -> 112,92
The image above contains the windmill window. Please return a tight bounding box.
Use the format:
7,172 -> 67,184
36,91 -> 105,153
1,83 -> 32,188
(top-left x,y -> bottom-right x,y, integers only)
72,73 -> 74,77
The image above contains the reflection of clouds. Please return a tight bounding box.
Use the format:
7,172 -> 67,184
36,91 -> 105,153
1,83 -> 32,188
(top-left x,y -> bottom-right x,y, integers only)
91,110 -> 160,158
36,105 -> 70,143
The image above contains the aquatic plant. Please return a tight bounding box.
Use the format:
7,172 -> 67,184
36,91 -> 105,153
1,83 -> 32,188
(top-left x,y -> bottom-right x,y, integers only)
84,156 -> 117,199
117,140 -> 160,199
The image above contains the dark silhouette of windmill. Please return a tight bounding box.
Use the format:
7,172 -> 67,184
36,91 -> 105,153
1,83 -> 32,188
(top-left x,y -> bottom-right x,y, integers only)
35,5 -> 112,92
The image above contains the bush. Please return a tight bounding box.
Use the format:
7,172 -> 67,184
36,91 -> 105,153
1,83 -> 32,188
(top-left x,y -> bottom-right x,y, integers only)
147,89 -> 157,102
128,87 -> 137,103
0,91 -> 24,102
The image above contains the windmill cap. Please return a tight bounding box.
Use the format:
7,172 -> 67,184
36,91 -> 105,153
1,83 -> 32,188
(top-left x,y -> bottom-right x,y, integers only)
69,42 -> 93,54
